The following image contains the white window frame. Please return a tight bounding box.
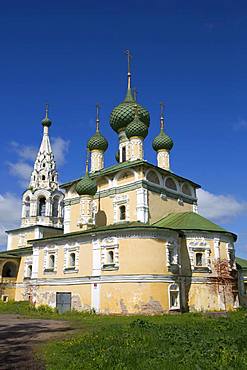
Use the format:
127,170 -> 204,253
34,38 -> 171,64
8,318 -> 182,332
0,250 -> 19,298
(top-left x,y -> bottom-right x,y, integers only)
101,237 -> 119,270
168,283 -> 180,310
63,244 -> 79,273
187,238 -> 211,272
166,241 -> 178,268
44,246 -> 58,273
113,194 -> 130,223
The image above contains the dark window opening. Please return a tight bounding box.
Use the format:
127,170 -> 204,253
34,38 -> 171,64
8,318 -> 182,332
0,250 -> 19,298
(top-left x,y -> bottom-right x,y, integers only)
122,147 -> 126,162
119,205 -> 126,221
196,253 -> 203,267
38,197 -> 46,216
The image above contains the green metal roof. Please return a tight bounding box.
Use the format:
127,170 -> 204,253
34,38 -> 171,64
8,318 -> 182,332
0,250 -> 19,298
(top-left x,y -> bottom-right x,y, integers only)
152,212 -> 237,240
236,257 -> 247,269
61,160 -> 201,189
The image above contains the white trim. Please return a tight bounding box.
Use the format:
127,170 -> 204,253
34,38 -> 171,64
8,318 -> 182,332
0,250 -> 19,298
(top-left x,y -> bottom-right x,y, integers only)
92,239 -> 101,276
91,283 -> 100,312
136,188 -> 149,223
29,274 -> 215,286
32,247 -> 39,278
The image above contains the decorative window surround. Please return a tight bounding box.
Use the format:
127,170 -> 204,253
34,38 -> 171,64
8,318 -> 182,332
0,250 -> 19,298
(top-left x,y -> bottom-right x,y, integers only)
101,237 -> 119,270
43,246 -> 58,273
186,237 -> 211,272
166,241 -> 179,273
24,257 -> 33,279
113,194 -> 130,223
63,243 -> 79,273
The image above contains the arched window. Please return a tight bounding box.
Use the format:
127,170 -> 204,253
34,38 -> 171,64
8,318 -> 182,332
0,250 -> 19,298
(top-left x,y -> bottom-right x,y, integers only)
122,146 -> 126,162
182,183 -> 192,196
2,262 -> 17,278
26,265 -> 32,278
146,171 -> 160,185
49,254 -> 55,269
169,284 -> 180,310
165,177 -> 177,191
42,175 -> 45,180
69,253 -> 75,267
52,196 -> 59,217
38,197 -> 46,216
196,253 -> 203,267
25,197 -> 30,217
107,250 -> 114,264
119,205 -> 126,221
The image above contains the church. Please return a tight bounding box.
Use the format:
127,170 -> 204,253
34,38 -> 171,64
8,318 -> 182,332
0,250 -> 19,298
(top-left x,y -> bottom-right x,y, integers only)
0,54 -> 240,314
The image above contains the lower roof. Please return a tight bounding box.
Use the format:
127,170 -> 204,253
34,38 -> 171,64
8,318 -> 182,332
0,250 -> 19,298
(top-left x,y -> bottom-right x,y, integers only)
29,212 -> 236,244
153,212 -> 237,240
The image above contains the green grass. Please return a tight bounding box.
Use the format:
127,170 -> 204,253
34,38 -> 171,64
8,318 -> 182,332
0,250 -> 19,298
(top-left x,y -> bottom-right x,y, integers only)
1,301 -> 247,369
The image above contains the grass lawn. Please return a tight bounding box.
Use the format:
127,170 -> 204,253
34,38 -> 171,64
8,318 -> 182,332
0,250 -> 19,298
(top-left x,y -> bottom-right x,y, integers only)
1,302 -> 247,369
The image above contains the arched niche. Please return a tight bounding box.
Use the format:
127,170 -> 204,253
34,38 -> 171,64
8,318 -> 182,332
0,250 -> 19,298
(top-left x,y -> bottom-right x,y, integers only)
165,177 -> 178,191
2,261 -> 18,278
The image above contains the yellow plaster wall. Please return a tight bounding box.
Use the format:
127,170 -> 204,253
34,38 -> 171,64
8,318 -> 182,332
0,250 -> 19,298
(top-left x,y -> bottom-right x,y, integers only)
37,242 -> 92,278
116,171 -> 135,186
8,230 -> 36,250
148,191 -> 193,224
35,284 -> 91,311
100,282 -> 170,314
101,238 -> 168,276
68,202 -> 80,233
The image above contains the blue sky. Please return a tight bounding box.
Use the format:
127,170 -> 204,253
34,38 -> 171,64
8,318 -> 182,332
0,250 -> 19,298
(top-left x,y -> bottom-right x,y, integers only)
0,0 -> 247,256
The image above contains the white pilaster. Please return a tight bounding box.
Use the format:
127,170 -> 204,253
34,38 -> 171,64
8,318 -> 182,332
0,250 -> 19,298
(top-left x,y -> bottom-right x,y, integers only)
136,188 -> 149,223
64,204 -> 71,233
32,246 -> 39,278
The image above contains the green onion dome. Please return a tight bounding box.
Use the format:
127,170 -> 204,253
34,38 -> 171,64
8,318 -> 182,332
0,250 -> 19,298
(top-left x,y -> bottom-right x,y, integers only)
75,174 -> 97,196
110,89 -> 150,133
42,106 -> 52,127
87,131 -> 108,152
126,114 -> 148,139
152,130 -> 173,151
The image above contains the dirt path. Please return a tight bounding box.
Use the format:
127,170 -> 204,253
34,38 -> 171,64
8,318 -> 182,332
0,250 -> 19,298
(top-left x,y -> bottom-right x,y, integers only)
0,314 -> 75,370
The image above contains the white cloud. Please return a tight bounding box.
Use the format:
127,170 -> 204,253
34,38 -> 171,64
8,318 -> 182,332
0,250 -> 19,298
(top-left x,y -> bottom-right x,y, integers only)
7,137 -> 70,188
7,161 -> 33,187
10,141 -> 37,161
0,193 -> 21,248
197,188 -> 247,222
51,137 -> 70,167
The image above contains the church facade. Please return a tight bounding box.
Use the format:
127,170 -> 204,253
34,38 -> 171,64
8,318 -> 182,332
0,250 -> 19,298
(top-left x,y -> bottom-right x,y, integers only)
0,57 -> 239,314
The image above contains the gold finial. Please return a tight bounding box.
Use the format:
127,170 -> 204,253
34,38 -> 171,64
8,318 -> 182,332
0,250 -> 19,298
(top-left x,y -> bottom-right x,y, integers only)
125,49 -> 132,89
96,103 -> 100,132
133,87 -> 137,101
45,103 -> 49,119
160,101 -> 165,130
85,148 -> 89,174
